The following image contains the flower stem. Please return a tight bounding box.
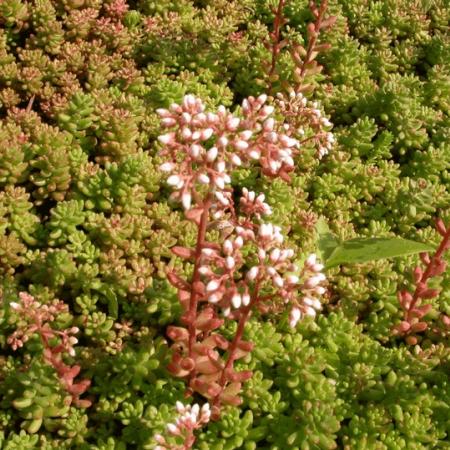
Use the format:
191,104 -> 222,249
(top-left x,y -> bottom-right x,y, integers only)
406,225 -> 450,322
187,197 -> 212,357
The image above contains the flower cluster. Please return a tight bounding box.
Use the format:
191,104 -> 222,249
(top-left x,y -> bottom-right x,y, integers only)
8,292 -> 91,407
275,91 -> 335,159
157,94 -> 306,212
9,292 -> 79,356
154,402 -> 211,450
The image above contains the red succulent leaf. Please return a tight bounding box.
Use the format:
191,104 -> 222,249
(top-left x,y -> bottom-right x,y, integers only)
410,304 -> 433,318
410,322 -> 428,333
171,246 -> 195,259
185,207 -> 203,225
166,271 -> 190,290
167,326 -> 189,342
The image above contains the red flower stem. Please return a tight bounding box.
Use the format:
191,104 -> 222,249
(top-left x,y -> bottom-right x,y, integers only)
267,0 -> 287,95
296,0 -> 328,91
187,196 -> 212,357
213,278 -> 263,409
406,226 -> 450,322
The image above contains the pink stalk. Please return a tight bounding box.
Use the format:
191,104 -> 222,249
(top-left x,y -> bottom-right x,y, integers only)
395,218 -> 450,343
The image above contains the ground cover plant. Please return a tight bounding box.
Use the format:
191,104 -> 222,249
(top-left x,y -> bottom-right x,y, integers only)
0,0 -> 449,449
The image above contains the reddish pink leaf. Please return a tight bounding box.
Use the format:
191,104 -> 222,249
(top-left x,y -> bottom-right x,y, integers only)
411,322 -> 428,333
166,271 -> 189,290
171,246 -> 195,259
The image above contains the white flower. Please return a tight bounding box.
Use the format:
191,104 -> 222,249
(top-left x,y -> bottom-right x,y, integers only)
225,256 -> 235,269
289,307 -> 301,328
207,147 -> 218,162
182,192 -> 192,210
160,162 -> 174,172
247,266 -> 259,281
231,294 -> 241,309
158,133 -> 175,145
206,279 -> 220,292
231,154 -> 242,166
227,117 -> 240,131
234,140 -> 249,151
167,175 -> 183,187
201,128 -> 214,140
198,173 -> 210,184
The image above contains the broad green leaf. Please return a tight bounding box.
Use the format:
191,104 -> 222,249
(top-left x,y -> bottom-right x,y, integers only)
325,237 -> 434,268
315,217 -> 340,262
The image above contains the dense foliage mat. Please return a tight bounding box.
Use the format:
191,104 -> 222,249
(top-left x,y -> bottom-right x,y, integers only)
0,0 -> 449,448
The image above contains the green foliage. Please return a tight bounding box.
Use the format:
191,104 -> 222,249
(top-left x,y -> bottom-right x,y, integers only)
0,0 -> 448,447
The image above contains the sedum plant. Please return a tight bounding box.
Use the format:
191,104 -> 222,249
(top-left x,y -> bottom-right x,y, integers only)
156,93 -> 331,428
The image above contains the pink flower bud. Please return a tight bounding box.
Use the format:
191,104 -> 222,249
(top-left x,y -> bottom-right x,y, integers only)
183,95 -> 196,109
225,256 -> 235,269
182,192 -> 192,210
190,144 -> 202,158
270,248 -> 280,262
201,128 -> 214,140
305,273 -> 326,288
208,293 -> 220,304
263,118 -> 275,131
160,162 -> 174,172
242,293 -> 250,306
234,236 -> 244,248
167,423 -> 179,435
314,286 -> 326,295
206,279 -> 220,292
198,266 -> 211,275
156,108 -> 171,117
289,307 -> 301,328
158,133 -> 175,145
279,135 -> 298,148
247,266 -> 259,281
273,275 -> 284,288
198,173 -> 210,184
249,150 -> 260,160
167,175 -> 182,187
215,176 -> 225,189
312,263 -> 324,272
181,127 -> 192,140
231,154 -> 242,166
257,94 -> 267,104
216,161 -> 226,173
161,117 -> 177,127
231,294 -> 241,309
260,105 -> 274,118
170,103 -> 182,112
286,274 -> 299,284
207,147 -> 218,162
10,302 -> 20,310
176,401 -> 186,413
227,117 -> 240,131
215,191 -> 229,205
218,136 -> 228,147
305,306 -> 317,317
306,254 -> 317,266
223,240 -> 233,255
234,140 -> 249,151
240,130 -> 253,140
